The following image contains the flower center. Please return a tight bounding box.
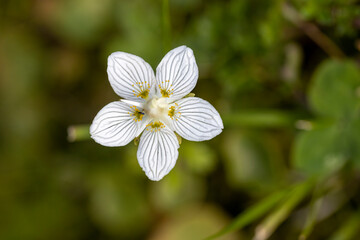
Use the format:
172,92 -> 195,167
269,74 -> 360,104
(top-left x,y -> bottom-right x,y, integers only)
144,97 -> 169,122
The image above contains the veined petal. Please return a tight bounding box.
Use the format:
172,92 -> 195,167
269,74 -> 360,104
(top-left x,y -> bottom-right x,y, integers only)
137,121 -> 179,181
107,52 -> 155,101
156,46 -> 198,101
90,101 -> 149,147
168,97 -> 223,141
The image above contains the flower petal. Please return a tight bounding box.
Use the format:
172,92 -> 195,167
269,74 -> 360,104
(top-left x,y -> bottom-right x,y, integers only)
90,101 -> 149,147
137,121 -> 179,181
107,52 -> 155,101
156,46 -> 199,101
168,97 -> 223,141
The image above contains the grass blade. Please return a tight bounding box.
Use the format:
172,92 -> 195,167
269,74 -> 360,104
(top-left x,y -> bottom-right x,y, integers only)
253,179 -> 315,240
329,213 -> 360,240
205,189 -> 289,240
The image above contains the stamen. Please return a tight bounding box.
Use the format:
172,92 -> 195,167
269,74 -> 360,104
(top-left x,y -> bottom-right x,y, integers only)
168,104 -> 181,120
161,89 -> 170,97
168,106 -> 176,118
129,106 -> 144,122
159,80 -> 174,97
146,121 -> 165,132
137,89 -> 149,99
133,81 -> 150,99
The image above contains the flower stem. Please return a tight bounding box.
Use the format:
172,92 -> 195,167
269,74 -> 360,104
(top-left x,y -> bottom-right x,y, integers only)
222,110 -> 309,128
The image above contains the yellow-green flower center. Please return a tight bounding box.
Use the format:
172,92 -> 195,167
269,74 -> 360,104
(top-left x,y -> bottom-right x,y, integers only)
144,97 -> 169,120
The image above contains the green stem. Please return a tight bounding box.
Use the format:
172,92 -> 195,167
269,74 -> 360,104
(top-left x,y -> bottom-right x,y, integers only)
222,110 -> 308,128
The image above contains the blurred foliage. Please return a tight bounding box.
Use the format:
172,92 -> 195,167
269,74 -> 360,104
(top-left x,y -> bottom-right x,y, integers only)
294,60 -> 360,177
293,0 -> 360,36
1,0 -> 360,239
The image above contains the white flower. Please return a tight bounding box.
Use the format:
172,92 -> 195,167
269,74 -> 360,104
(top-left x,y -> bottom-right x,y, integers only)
90,46 -> 223,181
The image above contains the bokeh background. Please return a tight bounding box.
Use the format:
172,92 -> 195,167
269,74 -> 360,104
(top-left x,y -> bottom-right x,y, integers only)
1,0 -> 360,239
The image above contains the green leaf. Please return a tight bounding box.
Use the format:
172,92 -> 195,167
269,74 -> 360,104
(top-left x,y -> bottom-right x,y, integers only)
292,125 -> 346,176
344,118 -> 360,168
309,59 -> 360,118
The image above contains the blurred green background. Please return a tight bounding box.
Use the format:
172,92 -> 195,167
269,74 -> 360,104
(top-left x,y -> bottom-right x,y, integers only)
1,0 -> 360,239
